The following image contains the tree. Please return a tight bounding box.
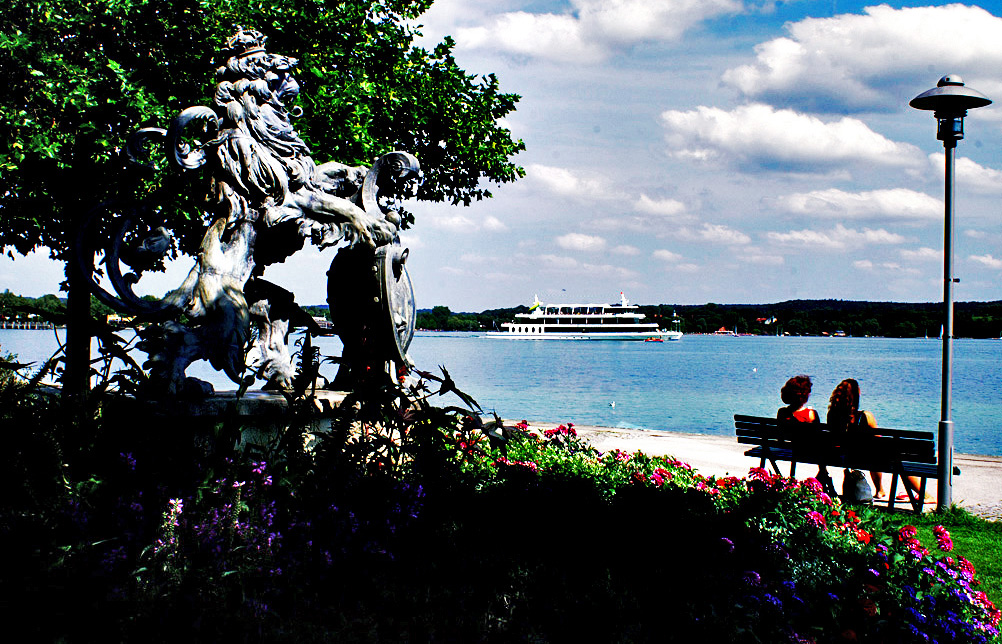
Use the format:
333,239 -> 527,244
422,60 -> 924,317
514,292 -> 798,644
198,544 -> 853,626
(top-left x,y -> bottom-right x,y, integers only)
0,0 -> 525,391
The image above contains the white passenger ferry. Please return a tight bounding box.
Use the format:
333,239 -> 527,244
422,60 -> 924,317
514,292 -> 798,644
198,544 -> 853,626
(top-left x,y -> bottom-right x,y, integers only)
486,293 -> 682,341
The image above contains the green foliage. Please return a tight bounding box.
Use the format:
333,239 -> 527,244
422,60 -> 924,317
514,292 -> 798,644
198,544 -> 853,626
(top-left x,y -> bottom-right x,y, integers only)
0,0 -> 524,260
415,305 -> 483,331
2,365 -> 1000,642
425,299 -> 1002,338
653,299 -> 1002,338
913,506 -> 1002,607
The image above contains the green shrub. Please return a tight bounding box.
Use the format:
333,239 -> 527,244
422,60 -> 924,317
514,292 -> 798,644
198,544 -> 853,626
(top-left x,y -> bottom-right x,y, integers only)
1,376 -> 999,643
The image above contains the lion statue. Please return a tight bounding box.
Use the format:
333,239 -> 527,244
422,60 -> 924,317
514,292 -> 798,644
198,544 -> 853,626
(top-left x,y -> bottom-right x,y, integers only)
122,26 -> 419,395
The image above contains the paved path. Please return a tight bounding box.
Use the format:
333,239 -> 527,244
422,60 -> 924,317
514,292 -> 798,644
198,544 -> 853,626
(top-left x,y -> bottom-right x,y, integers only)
521,422 -> 1002,520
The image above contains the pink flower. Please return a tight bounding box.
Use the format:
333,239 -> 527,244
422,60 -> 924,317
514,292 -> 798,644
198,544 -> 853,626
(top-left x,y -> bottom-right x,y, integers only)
806,511 -> 826,529
652,467 -> 672,485
933,525 -> 954,552
802,477 -> 823,494
959,556 -> 977,580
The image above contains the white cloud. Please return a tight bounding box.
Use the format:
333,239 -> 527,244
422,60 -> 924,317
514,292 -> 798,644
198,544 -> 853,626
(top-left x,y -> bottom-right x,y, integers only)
900,247 -> 941,262
767,224 -> 906,250
398,233 -> 424,249
483,216 -> 508,232
424,213 -> 478,232
456,0 -> 742,63
634,194 -> 687,217
926,154 -> 1002,194
722,4 -> 1002,113
675,263 -> 701,273
585,194 -> 694,233
612,244 -> 641,256
584,263 -> 638,279
528,164 -> 618,200
661,104 -> 923,172
534,253 -> 637,279
652,249 -> 683,262
556,232 -> 607,252
970,254 -> 1002,269
538,254 -> 582,270
770,188 -> 940,222
736,250 -> 784,266
853,260 -> 920,275
459,12 -> 603,63
675,223 -> 751,245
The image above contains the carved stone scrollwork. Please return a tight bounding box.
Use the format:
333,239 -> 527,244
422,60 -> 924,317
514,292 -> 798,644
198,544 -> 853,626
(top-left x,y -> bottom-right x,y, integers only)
165,107 -> 221,170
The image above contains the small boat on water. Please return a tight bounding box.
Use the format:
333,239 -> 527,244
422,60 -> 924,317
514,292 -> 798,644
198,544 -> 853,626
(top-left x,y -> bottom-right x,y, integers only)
486,293 -> 682,341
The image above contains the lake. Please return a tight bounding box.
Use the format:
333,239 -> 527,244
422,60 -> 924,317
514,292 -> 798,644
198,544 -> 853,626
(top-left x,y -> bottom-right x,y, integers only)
3,329 -> 1001,456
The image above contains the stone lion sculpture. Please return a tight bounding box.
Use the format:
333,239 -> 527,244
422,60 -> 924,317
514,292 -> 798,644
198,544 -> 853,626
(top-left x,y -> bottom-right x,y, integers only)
95,27 -> 420,396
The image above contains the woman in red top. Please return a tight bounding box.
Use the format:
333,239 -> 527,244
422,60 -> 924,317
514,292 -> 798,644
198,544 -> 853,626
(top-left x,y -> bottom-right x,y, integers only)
778,375 -> 829,487
777,375 -> 819,423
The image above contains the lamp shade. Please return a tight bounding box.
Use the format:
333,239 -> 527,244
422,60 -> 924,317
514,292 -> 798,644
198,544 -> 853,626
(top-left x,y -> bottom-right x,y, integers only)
910,74 -> 991,114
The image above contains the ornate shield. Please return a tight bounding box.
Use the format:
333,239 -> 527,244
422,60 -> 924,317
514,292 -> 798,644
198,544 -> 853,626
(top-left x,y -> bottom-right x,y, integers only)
374,243 -> 415,366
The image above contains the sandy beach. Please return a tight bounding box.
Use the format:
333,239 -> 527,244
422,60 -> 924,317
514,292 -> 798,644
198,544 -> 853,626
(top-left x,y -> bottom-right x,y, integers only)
519,421 -> 1002,521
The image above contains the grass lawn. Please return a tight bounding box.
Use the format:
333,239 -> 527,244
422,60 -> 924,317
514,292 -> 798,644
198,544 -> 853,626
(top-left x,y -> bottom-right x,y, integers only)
915,507 -> 1002,607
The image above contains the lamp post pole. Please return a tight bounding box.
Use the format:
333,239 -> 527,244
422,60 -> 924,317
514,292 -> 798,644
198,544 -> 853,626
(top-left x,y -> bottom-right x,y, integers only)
910,75 -> 991,511
940,127 -> 956,511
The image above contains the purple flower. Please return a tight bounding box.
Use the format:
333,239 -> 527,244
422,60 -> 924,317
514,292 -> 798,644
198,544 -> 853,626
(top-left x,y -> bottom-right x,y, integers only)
119,452 -> 137,470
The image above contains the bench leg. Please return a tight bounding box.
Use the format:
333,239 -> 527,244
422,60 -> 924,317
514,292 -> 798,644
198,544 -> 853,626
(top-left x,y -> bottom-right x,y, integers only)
916,478 -> 929,513
888,472 -> 925,514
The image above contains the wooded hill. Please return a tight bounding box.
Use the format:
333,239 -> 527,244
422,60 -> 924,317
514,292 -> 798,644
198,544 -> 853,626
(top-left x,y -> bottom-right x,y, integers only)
417,300 -> 1002,339
6,292 -> 1000,338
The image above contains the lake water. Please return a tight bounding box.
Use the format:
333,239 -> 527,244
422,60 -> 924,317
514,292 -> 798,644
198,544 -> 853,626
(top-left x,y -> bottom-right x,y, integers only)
4,329 -> 1001,456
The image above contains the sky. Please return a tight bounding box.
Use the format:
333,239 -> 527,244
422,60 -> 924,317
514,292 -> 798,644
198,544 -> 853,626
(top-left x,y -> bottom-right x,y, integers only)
4,1 -> 1002,312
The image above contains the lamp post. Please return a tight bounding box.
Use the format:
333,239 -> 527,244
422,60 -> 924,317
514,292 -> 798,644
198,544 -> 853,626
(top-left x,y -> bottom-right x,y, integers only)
910,74 -> 991,510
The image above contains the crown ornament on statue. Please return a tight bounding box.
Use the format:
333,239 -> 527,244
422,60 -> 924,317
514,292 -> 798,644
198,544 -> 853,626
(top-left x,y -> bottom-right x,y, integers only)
225,26 -> 268,58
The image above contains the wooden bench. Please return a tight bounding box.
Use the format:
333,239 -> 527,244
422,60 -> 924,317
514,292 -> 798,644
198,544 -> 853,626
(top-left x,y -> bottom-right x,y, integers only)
734,415 -> 961,513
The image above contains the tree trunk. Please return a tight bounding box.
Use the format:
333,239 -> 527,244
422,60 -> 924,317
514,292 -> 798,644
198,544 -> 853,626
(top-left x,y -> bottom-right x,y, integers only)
63,230 -> 92,397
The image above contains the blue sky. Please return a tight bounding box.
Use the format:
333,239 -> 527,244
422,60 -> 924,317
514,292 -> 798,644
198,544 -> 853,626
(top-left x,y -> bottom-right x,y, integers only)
4,1 -> 1002,311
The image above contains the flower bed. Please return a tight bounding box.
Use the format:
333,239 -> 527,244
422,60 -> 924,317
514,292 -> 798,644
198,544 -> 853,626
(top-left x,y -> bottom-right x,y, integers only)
3,379 -> 999,642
